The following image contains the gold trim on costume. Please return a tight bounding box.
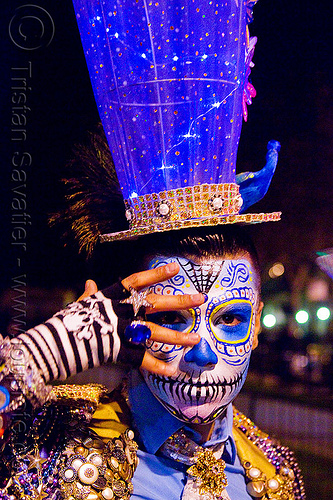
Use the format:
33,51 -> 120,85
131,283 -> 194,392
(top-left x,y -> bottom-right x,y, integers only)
52,383 -> 108,408
233,408 -> 305,499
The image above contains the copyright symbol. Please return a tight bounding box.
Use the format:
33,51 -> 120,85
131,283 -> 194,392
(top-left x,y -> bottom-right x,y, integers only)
9,4 -> 55,51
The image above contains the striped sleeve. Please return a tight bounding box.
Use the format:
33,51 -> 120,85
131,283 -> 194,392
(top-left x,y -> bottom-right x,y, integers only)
17,291 -> 121,383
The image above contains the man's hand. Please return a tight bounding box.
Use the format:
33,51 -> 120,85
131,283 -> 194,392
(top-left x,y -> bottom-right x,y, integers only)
122,262 -> 204,376
79,263 -> 204,376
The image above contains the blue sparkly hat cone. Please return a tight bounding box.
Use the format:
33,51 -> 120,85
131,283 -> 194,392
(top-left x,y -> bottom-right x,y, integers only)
73,0 -> 281,240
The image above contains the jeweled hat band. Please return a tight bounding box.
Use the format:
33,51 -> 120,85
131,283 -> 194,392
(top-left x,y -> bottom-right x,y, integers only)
100,211 -> 281,242
100,182 -> 281,242
125,183 -> 243,228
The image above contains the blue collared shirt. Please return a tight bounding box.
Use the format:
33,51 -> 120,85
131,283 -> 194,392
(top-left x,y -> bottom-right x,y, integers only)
128,371 -> 251,500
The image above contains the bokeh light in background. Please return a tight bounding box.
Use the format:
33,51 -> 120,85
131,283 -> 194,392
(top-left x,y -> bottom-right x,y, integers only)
268,262 -> 285,279
262,307 -> 287,330
316,306 -> 331,321
263,313 -> 277,328
306,279 -> 329,302
295,310 -> 309,324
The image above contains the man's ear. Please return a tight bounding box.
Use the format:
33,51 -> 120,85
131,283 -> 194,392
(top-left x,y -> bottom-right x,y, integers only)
252,301 -> 263,350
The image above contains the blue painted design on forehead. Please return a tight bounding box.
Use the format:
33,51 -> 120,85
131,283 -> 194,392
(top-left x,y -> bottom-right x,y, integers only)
220,261 -> 250,288
148,255 -> 256,297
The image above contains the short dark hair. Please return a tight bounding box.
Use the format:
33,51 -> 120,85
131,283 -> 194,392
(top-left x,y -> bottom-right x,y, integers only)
93,225 -> 261,291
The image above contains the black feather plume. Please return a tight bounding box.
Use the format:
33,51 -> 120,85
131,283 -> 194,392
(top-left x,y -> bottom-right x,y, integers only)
49,123 -> 128,256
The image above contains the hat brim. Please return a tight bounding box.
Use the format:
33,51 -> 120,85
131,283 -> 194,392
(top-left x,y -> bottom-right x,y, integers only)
100,211 -> 281,242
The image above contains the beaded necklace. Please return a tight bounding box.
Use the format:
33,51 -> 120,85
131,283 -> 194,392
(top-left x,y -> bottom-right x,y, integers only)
1,404 -> 67,499
0,384 -> 139,500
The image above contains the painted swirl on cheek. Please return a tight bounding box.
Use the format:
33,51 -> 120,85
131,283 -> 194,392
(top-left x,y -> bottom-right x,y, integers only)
169,273 -> 185,287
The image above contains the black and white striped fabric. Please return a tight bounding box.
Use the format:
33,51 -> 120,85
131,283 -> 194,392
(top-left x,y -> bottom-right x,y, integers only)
17,292 -> 119,383
15,283 -> 147,384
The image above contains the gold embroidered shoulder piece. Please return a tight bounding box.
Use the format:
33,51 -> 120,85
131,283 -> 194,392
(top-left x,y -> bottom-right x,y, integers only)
233,408 -> 306,500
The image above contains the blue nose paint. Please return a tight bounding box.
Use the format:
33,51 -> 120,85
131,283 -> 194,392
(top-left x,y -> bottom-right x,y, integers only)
184,339 -> 218,367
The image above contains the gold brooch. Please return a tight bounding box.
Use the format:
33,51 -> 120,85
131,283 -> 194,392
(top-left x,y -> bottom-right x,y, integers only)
187,448 -> 228,497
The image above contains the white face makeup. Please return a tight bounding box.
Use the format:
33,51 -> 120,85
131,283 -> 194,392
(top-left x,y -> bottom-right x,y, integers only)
142,255 -> 259,424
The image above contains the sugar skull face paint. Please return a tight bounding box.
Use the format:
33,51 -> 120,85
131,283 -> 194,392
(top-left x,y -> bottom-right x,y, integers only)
142,255 -> 260,424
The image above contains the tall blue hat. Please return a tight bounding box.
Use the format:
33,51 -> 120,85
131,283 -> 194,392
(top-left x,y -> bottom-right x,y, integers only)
72,0 -> 281,242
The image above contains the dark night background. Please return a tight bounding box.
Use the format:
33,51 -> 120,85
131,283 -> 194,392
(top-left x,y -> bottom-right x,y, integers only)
1,0 -> 333,304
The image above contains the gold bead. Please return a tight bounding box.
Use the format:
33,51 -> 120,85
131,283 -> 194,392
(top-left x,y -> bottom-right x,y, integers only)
248,467 -> 261,479
74,446 -> 88,457
267,478 -> 280,492
102,487 -> 114,499
246,480 -> 267,497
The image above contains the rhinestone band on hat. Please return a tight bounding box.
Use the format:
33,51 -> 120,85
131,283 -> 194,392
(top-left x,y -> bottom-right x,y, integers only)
125,184 -> 243,228
100,183 -> 281,242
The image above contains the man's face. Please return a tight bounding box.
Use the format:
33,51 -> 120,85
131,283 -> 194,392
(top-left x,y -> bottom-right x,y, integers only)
142,255 -> 261,424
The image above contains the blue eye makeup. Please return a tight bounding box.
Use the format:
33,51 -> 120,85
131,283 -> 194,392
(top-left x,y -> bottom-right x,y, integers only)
147,310 -> 195,333
208,300 -> 253,344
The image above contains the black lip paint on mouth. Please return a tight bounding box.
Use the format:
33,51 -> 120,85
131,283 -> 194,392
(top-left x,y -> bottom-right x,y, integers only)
147,367 -> 247,423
